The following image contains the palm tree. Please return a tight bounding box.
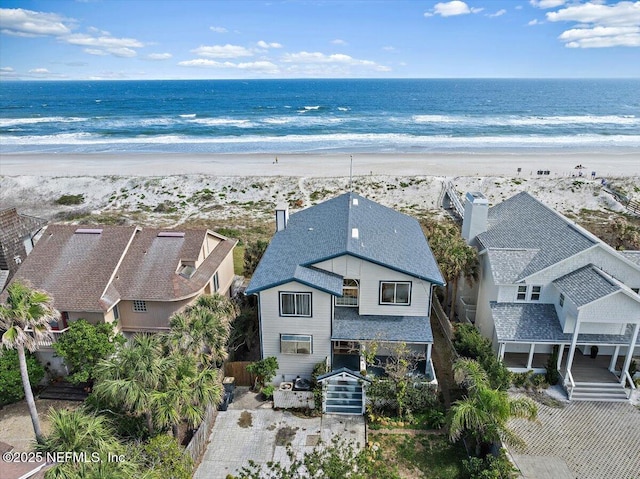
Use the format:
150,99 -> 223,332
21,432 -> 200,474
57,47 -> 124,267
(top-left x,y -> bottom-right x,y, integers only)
448,358 -> 537,456
0,280 -> 58,443
93,334 -> 169,434
152,353 -> 222,437
443,239 -> 478,322
166,293 -> 237,366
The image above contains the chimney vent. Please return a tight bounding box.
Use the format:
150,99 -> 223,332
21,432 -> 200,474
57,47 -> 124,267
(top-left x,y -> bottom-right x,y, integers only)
461,192 -> 488,244
275,204 -> 289,232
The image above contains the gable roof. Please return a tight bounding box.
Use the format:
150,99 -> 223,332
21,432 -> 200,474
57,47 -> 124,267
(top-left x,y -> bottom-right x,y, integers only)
621,251 -> 640,267
8,225 -> 236,312
553,264 -> 621,308
0,207 -> 47,280
246,192 -> 444,295
477,192 -> 598,281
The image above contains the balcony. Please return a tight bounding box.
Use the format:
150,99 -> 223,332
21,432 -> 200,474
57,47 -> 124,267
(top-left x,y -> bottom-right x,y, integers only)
37,328 -> 69,349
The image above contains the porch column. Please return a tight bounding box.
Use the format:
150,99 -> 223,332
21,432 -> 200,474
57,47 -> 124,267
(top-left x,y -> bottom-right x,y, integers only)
426,343 -> 432,364
498,343 -> 506,361
565,320 -> 581,378
556,345 -> 565,371
620,323 -> 640,385
609,345 -> 620,373
527,343 -> 536,370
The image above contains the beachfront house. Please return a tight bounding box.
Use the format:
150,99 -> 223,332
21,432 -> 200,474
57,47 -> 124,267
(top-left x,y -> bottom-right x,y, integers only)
459,191 -> 640,401
0,207 -> 47,291
245,192 -> 445,412
6,224 -> 237,376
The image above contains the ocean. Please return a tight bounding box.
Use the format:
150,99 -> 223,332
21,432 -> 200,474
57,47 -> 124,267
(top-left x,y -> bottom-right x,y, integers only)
1,79 -> 639,155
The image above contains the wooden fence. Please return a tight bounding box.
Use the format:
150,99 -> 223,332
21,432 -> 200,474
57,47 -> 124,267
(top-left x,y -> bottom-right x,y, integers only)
185,403 -> 218,466
223,361 -> 255,387
432,297 -> 459,361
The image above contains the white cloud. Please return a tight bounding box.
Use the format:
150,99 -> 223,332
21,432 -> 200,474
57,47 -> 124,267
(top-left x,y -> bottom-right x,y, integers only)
425,1 -> 482,18
84,48 -> 108,56
178,58 -> 279,73
0,8 -> 73,37
382,46 -> 395,51
331,39 -> 347,45
281,51 -> 391,71
547,1 -> 640,48
489,9 -> 507,17
64,33 -> 144,49
192,44 -> 253,58
210,26 -> 228,33
29,68 -> 50,74
530,0 -> 566,8
528,19 -> 542,25
1,66 -> 15,72
147,52 -> 172,60
257,40 -> 282,49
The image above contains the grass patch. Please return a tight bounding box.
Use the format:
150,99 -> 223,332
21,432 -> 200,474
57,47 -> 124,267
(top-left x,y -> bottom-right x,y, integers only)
375,432 -> 467,479
233,246 -> 245,276
55,194 -> 85,205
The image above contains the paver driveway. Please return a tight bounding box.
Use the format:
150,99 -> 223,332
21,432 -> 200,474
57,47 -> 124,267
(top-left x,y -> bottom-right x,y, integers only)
194,409 -> 365,479
509,397 -> 640,479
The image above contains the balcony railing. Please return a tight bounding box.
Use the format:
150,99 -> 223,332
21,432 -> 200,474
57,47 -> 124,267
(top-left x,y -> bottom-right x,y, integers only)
37,328 -> 70,348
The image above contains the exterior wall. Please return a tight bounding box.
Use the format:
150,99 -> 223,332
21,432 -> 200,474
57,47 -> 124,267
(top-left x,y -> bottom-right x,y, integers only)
259,281 -> 332,382
578,292 -> 640,329
118,297 -> 195,331
66,311 -> 105,325
475,254 -> 499,339
313,255 -> 431,316
216,252 -> 235,295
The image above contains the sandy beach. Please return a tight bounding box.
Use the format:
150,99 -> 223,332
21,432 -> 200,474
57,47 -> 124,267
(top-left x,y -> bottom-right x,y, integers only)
1,151 -> 639,177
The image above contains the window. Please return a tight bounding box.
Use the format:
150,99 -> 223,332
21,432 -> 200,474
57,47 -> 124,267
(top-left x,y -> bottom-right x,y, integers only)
281,334 -> 312,354
280,292 -> 311,317
531,286 -> 542,301
632,288 -> 639,295
179,264 -> 196,278
335,279 -> 359,307
380,281 -> 411,305
51,312 -> 69,331
133,300 -> 147,312
559,293 -> 565,308
213,272 -> 219,292
516,285 -> 527,301
113,304 -> 120,321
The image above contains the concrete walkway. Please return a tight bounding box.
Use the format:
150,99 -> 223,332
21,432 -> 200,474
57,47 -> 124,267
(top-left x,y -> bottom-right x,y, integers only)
509,396 -> 640,479
194,409 -> 365,479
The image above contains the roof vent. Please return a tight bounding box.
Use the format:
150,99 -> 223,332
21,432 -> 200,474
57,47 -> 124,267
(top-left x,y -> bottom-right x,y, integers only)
352,198 -> 358,206
75,228 -> 103,234
157,232 -> 185,237
351,228 -> 359,239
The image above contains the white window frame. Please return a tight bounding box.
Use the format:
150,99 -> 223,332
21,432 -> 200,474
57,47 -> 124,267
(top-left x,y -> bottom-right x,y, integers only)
213,271 -> 220,292
280,334 -> 312,354
133,300 -> 147,312
530,285 -> 542,301
516,285 -> 527,301
335,279 -> 359,307
516,285 -> 542,302
379,281 -> 411,305
279,292 -> 312,317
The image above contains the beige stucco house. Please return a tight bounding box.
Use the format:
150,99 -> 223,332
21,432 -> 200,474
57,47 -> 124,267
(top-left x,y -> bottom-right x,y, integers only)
7,224 -> 237,374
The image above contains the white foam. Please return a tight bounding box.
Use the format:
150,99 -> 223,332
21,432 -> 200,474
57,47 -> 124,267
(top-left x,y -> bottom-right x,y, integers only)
0,117 -> 87,127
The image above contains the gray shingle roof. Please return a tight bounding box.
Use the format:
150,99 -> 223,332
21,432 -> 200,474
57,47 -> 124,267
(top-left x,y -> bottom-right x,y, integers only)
477,192 -> 596,281
332,306 -> 433,343
621,251 -> 640,267
553,265 -> 620,308
491,302 -> 634,344
246,192 -> 444,294
487,249 -> 540,284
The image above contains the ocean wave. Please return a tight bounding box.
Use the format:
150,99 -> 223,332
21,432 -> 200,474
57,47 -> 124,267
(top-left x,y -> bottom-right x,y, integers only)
0,116 -> 87,127
187,118 -> 255,127
179,114 -> 196,118
410,114 -> 640,127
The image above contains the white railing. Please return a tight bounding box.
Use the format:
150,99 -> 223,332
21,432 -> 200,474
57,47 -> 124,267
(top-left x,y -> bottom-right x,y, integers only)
37,328 -> 70,348
564,370 -> 575,400
445,181 -> 465,218
624,370 -> 636,398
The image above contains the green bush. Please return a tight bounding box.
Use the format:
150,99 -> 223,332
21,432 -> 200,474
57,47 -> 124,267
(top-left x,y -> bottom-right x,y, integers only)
261,385 -> 275,400
462,449 -> 517,478
246,356 -> 278,390
0,350 -> 45,406
55,194 -> 85,205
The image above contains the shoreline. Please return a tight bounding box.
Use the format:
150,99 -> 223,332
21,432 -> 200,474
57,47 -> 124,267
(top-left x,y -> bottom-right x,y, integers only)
1,151 -> 639,178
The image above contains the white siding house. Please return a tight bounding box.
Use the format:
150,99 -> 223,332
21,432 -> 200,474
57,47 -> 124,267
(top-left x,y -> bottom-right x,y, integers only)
461,191 -> 640,401
246,193 -> 445,384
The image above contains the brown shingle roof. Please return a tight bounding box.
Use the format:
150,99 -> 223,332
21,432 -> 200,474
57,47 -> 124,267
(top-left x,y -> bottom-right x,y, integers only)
9,225 -> 137,312
0,207 -> 47,281
113,228 -> 236,301
7,225 -> 236,312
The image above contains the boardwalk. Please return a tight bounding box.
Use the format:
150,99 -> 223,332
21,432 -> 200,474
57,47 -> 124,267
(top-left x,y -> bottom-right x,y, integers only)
509,395 -> 640,479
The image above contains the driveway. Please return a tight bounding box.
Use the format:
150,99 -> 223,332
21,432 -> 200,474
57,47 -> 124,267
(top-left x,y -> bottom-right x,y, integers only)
508,392 -> 640,479
194,408 -> 366,479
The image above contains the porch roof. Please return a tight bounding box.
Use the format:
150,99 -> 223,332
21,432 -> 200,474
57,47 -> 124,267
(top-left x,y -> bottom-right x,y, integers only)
332,306 -> 432,343
490,302 -> 634,344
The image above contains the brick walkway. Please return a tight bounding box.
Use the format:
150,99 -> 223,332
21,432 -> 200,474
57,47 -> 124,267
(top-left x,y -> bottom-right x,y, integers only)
509,397 -> 640,479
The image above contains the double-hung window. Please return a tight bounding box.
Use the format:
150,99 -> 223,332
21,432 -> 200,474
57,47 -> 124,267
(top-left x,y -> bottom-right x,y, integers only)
379,281 -> 411,305
281,334 -> 312,354
516,285 -> 542,301
335,279 -> 359,307
280,292 -> 312,317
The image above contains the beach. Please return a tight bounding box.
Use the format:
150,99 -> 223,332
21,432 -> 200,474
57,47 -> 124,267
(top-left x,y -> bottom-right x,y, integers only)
1,151 -> 639,177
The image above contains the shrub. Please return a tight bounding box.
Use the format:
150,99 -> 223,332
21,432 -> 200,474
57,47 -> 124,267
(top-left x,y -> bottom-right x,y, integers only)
462,449 -> 518,478
0,350 -> 45,406
261,385 -> 275,400
55,194 -> 85,205
246,357 -> 278,390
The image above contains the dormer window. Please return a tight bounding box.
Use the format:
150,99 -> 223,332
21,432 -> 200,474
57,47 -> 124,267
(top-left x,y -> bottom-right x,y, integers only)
179,264 -> 196,278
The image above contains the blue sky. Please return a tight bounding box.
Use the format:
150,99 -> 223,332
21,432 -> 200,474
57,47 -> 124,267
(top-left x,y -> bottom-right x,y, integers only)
1,0 -> 639,80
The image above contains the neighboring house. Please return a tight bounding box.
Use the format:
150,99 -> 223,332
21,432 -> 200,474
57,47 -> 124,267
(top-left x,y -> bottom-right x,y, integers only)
7,224 -> 237,374
245,192 -> 445,393
461,191 -> 640,401
0,207 -> 46,291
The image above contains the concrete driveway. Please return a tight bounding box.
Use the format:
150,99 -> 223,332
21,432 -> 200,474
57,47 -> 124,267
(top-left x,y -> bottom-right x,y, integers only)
194,408 -> 365,479
508,392 -> 640,479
